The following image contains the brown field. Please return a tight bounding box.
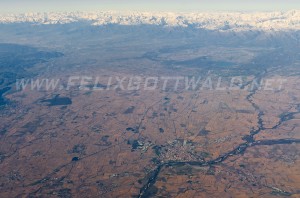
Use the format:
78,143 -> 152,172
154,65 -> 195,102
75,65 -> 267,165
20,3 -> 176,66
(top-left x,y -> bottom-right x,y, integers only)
0,63 -> 299,198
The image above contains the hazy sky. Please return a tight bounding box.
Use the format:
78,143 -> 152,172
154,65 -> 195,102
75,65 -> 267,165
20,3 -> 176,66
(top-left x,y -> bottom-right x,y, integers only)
0,0 -> 299,13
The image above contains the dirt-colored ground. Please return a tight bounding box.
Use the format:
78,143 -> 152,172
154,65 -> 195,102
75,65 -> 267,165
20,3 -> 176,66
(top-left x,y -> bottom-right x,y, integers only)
0,66 -> 299,198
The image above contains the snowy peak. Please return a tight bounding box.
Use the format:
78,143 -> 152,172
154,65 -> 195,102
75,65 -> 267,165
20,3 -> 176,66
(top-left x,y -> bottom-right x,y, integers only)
1,10 -> 300,31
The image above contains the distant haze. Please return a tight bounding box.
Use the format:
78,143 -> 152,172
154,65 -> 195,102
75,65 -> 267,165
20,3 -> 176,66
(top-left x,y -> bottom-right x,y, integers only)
0,0 -> 299,13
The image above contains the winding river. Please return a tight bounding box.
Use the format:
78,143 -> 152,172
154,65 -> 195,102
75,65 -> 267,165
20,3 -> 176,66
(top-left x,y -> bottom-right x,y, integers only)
138,69 -> 300,197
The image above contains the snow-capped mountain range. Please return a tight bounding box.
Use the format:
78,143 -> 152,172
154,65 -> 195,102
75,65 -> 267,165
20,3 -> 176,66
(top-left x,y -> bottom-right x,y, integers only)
1,10 -> 300,31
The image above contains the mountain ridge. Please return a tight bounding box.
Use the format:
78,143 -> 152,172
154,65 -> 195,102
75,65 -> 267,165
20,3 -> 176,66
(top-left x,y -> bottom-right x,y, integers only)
0,10 -> 300,32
